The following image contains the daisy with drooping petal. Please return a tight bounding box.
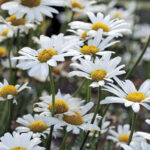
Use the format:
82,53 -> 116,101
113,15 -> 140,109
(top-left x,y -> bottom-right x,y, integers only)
13,34 -> 80,79
69,53 -> 125,87
0,24 -> 13,42
34,90 -> 84,116
101,78 -> 150,113
0,79 -> 29,102
0,15 -> 37,35
48,102 -> 100,134
66,29 -> 118,60
1,0 -> 64,22
0,132 -> 45,150
16,114 -> 58,138
107,124 -> 144,147
69,12 -> 131,37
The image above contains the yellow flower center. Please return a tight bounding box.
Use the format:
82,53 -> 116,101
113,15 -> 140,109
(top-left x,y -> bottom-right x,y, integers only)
11,147 -> 25,150
113,13 -> 121,18
0,85 -> 18,98
70,1 -> 83,9
119,134 -> 129,143
63,112 -> 83,125
81,31 -> 89,39
126,92 -> 146,102
0,0 -> 12,5
38,49 -> 57,63
90,70 -> 107,82
0,47 -> 7,58
90,130 -> 99,134
80,45 -> 99,55
20,0 -> 41,8
1,29 -> 10,36
91,22 -> 110,32
6,15 -> 25,26
29,121 -> 47,132
49,99 -> 69,114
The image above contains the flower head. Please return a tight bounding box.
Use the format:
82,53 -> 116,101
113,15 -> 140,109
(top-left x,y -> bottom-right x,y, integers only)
101,78 -> 150,113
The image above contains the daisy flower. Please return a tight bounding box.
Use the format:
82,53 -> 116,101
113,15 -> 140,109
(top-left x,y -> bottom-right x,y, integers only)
0,15 -> 37,34
69,53 -> 125,87
101,78 -> 150,113
0,79 -> 29,102
14,34 -> 80,79
107,124 -> 144,147
0,24 -> 13,42
16,114 -> 56,138
34,90 -> 84,116
0,132 -> 45,150
48,102 -> 100,134
67,29 -> 118,60
69,12 -> 131,37
63,0 -> 105,15
1,0 -> 64,22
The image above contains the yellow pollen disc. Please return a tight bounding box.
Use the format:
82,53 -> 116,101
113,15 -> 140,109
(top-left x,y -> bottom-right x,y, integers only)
1,29 -> 10,36
0,85 -> 18,98
38,49 -> 57,63
91,22 -> 110,32
20,0 -> 41,8
0,0 -> 12,5
63,112 -> 83,125
90,70 -> 107,82
11,147 -> 25,150
119,134 -> 129,143
70,1 -> 83,9
6,15 -> 25,26
90,130 -> 99,134
80,45 -> 99,55
0,47 -> 7,58
29,121 -> 47,132
49,99 -> 69,114
113,13 -> 121,18
81,31 -> 89,39
126,92 -> 146,102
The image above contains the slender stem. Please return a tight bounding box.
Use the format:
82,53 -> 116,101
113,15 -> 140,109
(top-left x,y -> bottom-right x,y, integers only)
59,129 -> 68,150
86,79 -> 91,103
46,66 -> 55,150
125,35 -> 150,79
80,86 -> 101,150
128,112 -> 137,145
73,79 -> 86,97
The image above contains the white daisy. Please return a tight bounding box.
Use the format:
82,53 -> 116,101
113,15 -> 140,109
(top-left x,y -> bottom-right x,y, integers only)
101,78 -> 150,113
1,0 -> 64,21
0,132 -> 45,150
0,24 -> 13,42
0,79 -> 29,102
66,29 -> 118,60
69,53 -> 125,88
0,15 -> 37,35
34,89 -> 84,116
69,12 -> 131,37
13,34 -> 80,79
16,114 -> 56,138
48,102 -> 100,134
107,124 -> 144,147
63,0 -> 106,14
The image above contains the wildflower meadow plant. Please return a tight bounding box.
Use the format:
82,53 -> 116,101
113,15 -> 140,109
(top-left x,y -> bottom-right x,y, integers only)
0,0 -> 150,150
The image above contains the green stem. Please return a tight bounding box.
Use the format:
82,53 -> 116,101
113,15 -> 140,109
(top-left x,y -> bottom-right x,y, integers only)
80,86 -> 101,150
46,66 -> 55,150
128,112 -> 137,145
86,79 -> 91,103
125,35 -> 150,79
59,129 -> 68,150
73,79 -> 86,97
